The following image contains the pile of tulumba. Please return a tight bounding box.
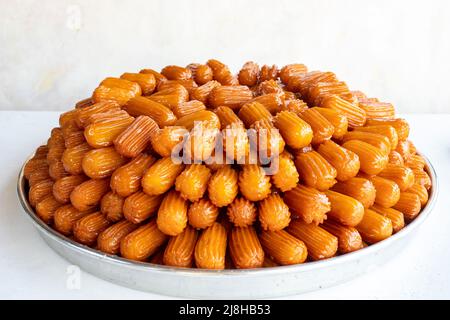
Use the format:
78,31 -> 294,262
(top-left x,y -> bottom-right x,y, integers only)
24,60 -> 432,269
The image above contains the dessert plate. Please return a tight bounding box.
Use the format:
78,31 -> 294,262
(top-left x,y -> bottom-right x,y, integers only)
17,154 -> 438,298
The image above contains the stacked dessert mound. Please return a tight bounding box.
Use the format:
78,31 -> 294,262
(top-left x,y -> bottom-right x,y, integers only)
24,60 -> 432,269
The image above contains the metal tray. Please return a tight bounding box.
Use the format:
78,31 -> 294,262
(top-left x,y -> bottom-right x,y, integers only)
17,155 -> 438,299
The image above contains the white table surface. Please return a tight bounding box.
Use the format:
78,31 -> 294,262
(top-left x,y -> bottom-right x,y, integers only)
0,111 -> 449,300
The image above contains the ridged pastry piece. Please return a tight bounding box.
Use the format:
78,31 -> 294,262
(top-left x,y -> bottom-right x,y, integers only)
150,126 -> 186,157
271,151 -> 299,192
411,168 -> 432,190
28,166 -> 51,186
342,131 -> 391,155
355,209 -> 393,244
188,199 -> 219,229
405,154 -> 425,170
76,101 -> 120,127
114,116 -> 159,158
123,96 -> 176,127
100,191 -> 124,222
73,212 -> 111,246
366,118 -> 409,141
321,220 -> 363,254
64,130 -> 85,149
392,192 -> 421,220
49,160 -> 70,180
190,80 -> 221,104
36,195 -> 62,224
407,183 -> 429,207
157,191 -> 188,236
257,79 -> 283,96
324,190 -> 365,227
317,140 -> 360,182
358,101 -> 395,120
238,101 -> 272,127
238,165 -> 271,201
249,93 -> 283,114
173,100 -> 206,118
342,140 -> 388,175
175,164 -> 211,201
283,185 -> 330,224
59,109 -> 79,128
222,122 -> 249,161
120,220 -> 168,261
120,72 -> 156,95
195,222 -> 227,269
229,226 -> 264,269
54,205 -> 94,235
157,79 -> 197,95
75,97 -> 93,109
33,145 -> 50,159
208,85 -> 253,110
163,226 -> 198,268
175,110 -> 221,131
83,109 -> 130,127
259,64 -> 278,82
395,140 -> 414,160
388,151 -> 405,166
279,63 -> 307,84
370,204 -> 405,233
147,83 -> 189,109
273,111 -> 313,149
92,77 -> 142,106
281,99 -> 309,116
123,191 -> 163,224
84,113 -> 134,148
227,197 -> 257,227
141,157 -> 185,195
187,63 -> 213,85
53,175 -> 87,204
70,178 -> 110,211
183,122 -> 219,162
207,59 -> 239,85
47,144 -> 65,165
353,125 -> 398,150
365,175 -> 401,208
24,158 -> 48,180
377,164 -> 415,191
295,150 -> 337,190
298,108 -> 334,145
320,94 -> 366,127
161,65 -> 192,81
208,165 -> 238,207
98,220 -> 139,255
309,81 -> 350,106
214,106 -> 243,128
258,193 -> 291,231
287,220 -> 338,261
251,118 -> 285,158
110,154 -> 155,197
331,177 -> 376,208
139,68 -> 167,86
82,147 -> 127,179
238,61 -> 259,86
260,229 -> 307,265
29,179 -> 54,207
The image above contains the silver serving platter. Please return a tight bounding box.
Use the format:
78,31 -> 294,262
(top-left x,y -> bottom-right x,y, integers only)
17,155 -> 438,299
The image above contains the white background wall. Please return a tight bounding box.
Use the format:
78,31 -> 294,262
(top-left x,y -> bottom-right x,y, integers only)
1,0 -> 449,112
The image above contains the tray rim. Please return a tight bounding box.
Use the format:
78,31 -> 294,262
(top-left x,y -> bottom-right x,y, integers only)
17,152 -> 438,277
